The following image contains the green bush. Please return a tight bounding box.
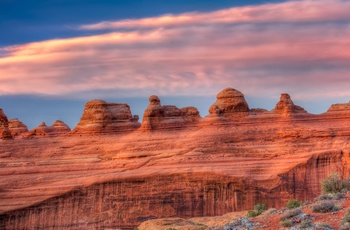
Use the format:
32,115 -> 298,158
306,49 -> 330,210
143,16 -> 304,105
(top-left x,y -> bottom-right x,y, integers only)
254,203 -> 266,212
286,199 -> 302,209
280,219 -> 292,227
247,210 -> 259,217
312,201 -> 339,213
280,208 -> 302,221
322,172 -> 348,194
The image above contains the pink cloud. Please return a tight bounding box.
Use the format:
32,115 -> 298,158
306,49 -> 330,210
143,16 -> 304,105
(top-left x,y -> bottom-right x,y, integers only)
0,0 -> 350,100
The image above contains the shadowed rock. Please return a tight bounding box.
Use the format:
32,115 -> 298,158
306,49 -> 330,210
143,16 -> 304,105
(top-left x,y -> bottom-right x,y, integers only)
141,95 -> 200,131
72,99 -> 140,134
208,88 -> 249,118
0,109 -> 12,140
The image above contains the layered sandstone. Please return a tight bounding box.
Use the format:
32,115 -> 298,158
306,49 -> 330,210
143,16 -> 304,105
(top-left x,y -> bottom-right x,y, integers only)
208,88 -> 249,118
0,108 -> 12,140
272,93 -> 308,115
0,89 -> 350,229
72,99 -> 140,134
8,118 -> 28,137
327,101 -> 350,113
28,121 -> 71,137
140,95 -> 200,130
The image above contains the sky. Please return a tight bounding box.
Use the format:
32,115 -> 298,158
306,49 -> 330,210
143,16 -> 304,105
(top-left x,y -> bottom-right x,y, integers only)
1,0 -> 350,129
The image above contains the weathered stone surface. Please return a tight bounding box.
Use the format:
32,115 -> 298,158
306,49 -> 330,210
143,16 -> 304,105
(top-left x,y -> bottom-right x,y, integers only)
1,89 -> 350,229
8,118 -> 28,137
28,121 -> 71,137
0,108 -> 12,140
272,93 -> 308,115
71,99 -> 140,134
208,88 -> 249,118
140,95 -> 200,130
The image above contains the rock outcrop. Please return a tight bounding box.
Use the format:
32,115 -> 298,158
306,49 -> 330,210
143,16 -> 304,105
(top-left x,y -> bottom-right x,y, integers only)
327,101 -> 350,113
208,88 -> 249,118
72,99 -> 140,134
140,95 -> 200,130
272,93 -> 308,115
0,109 -> 12,140
8,118 -> 28,137
28,121 -> 71,137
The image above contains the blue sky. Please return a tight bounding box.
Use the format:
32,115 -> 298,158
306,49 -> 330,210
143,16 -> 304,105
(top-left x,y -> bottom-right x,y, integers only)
1,0 -> 350,129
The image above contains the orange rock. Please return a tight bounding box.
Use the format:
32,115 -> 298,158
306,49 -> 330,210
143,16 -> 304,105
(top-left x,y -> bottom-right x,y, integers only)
0,108 -> 12,140
272,93 -> 307,115
8,118 -> 28,137
28,121 -> 71,137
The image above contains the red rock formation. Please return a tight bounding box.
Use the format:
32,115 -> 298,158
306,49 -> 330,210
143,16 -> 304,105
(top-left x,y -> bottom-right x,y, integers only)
272,93 -> 308,115
140,95 -> 200,130
1,89 -> 350,229
0,108 -> 12,140
208,88 -> 249,118
28,121 -> 71,137
8,118 -> 28,137
327,101 -> 350,113
72,99 -> 140,134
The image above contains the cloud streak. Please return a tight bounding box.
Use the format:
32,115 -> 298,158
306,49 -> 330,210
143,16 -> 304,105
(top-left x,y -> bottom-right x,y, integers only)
1,0 -> 350,101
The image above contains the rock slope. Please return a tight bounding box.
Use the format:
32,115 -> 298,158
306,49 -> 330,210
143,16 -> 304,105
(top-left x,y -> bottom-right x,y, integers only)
0,88 -> 350,229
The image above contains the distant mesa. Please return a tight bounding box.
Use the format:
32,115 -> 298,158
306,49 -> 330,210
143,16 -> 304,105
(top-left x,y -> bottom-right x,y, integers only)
8,118 -> 29,137
0,108 -> 12,140
28,120 -> 71,137
327,101 -> 350,113
272,93 -> 308,115
71,99 -> 140,134
140,95 -> 200,131
208,88 -> 249,118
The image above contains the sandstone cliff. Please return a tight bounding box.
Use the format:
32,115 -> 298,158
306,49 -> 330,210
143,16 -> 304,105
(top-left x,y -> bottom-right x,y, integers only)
0,108 -> 12,140
0,88 -> 350,229
140,95 -> 200,131
72,99 -> 140,134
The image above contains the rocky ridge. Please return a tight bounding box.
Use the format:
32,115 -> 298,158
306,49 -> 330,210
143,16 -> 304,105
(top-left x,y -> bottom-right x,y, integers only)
0,87 -> 350,229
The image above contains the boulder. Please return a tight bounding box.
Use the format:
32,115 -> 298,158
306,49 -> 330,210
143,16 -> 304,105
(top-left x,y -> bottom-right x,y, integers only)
72,99 -> 140,134
141,96 -> 200,131
208,88 -> 249,117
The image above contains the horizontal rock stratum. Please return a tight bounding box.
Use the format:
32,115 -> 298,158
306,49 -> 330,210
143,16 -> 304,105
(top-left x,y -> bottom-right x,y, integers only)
1,88 -> 350,229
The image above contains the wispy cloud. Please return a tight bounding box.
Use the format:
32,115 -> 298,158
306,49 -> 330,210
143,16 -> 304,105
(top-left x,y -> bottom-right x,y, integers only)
1,0 -> 350,100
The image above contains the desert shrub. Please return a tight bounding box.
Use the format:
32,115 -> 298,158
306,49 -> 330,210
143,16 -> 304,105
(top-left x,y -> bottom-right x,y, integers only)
312,201 -> 339,213
314,222 -> 332,229
317,194 -> 333,201
334,192 -> 344,200
300,220 -> 313,228
341,209 -> 350,228
265,208 -> 278,215
247,210 -> 259,217
322,172 -> 348,194
286,199 -> 302,209
280,208 -> 302,221
247,203 -> 266,217
280,219 -> 292,227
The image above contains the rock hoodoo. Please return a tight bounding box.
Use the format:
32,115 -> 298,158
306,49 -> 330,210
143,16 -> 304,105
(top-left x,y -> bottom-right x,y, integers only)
140,95 -> 201,131
0,108 -> 12,140
72,99 -> 140,134
28,121 -> 71,137
208,88 -> 249,118
272,93 -> 308,115
8,118 -> 28,137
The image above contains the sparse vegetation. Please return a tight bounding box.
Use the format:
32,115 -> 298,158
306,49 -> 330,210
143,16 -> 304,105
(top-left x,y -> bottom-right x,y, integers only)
286,199 -> 302,209
300,220 -> 313,228
322,172 -> 348,194
280,219 -> 292,227
341,209 -> 350,230
280,208 -> 302,221
312,201 -> 339,213
314,222 -> 332,229
196,223 -> 206,226
317,194 -> 333,201
247,203 -> 266,217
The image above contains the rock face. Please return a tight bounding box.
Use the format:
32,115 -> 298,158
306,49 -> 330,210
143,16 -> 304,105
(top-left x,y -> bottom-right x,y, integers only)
28,121 -> 71,137
327,102 -> 350,113
8,118 -> 28,137
72,99 -> 140,134
272,93 -> 308,115
1,89 -> 350,229
0,108 -> 12,140
208,88 -> 249,118
140,95 -> 200,130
